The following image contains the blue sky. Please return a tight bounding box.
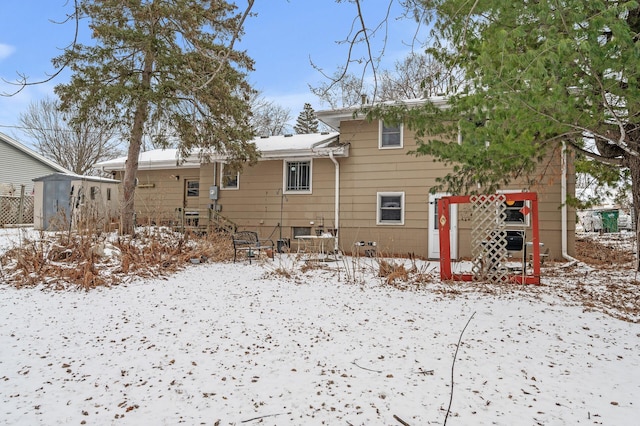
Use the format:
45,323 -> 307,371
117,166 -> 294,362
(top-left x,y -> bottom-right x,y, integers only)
0,0 -> 425,144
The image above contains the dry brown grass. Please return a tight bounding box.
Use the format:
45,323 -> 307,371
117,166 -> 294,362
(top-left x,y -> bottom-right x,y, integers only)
575,235 -> 635,266
378,260 -> 409,285
0,227 -> 235,290
376,258 -> 436,288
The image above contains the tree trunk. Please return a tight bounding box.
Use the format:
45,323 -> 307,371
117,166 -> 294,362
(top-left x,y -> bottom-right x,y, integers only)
628,153 -> 640,271
120,55 -> 154,235
120,122 -> 144,234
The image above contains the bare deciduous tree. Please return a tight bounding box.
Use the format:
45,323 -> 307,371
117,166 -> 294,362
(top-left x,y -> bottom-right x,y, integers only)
379,52 -> 461,100
311,70 -> 370,109
310,0 -> 435,106
311,51 -> 459,107
19,96 -> 121,175
250,93 -> 292,136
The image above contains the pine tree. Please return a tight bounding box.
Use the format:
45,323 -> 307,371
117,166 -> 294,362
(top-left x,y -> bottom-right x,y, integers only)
54,0 -> 258,233
294,103 -> 319,134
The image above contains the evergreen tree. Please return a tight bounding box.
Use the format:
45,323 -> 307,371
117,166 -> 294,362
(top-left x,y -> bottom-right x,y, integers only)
368,0 -> 640,267
294,103 -> 319,134
54,0 -> 258,233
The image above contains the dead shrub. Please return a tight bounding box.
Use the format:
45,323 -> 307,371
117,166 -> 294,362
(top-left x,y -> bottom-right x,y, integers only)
378,260 -> 409,285
1,226 -> 235,290
300,261 -> 329,273
575,236 -> 635,266
271,267 -> 293,278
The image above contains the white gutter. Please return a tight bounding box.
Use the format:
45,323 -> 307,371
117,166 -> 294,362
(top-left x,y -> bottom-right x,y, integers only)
562,141 -> 579,265
329,150 -> 340,251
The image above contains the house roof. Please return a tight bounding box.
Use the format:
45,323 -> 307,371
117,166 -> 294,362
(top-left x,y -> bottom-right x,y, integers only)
0,132 -> 73,174
95,132 -> 347,172
33,172 -> 120,184
97,147 -> 201,172
254,132 -> 346,159
316,96 -> 450,130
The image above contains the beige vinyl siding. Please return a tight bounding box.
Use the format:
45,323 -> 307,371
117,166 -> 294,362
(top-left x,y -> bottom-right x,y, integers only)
217,158 -> 338,244
336,119 -> 574,259
337,120 -> 446,257
122,118 -> 574,260
113,168 -> 200,225
198,163 -> 215,211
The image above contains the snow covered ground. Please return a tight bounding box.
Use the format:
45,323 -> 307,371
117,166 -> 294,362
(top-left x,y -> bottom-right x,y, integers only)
1,227 -> 639,425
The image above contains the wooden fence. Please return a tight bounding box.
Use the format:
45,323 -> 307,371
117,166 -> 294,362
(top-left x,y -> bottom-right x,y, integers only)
0,191 -> 34,226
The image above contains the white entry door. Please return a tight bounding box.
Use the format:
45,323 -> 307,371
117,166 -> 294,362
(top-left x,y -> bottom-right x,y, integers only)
428,193 -> 458,259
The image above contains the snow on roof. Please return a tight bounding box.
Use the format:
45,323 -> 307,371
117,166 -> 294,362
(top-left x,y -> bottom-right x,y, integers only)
95,148 -> 195,172
33,172 -> 120,184
95,132 -> 343,172
254,132 -> 342,159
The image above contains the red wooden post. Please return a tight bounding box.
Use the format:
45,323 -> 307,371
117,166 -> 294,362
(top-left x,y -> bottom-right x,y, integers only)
438,197 -> 452,280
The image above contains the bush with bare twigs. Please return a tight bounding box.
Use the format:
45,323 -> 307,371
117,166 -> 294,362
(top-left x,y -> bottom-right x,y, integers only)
0,227 -> 235,290
376,255 -> 436,288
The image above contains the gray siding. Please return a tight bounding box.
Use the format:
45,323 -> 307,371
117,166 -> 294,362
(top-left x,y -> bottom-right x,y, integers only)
0,140 -> 61,195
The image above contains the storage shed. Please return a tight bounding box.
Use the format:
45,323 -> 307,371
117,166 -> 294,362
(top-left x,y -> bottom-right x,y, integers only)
33,173 -> 120,231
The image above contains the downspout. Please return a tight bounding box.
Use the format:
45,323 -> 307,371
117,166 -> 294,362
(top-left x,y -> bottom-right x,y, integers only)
562,141 -> 579,265
329,150 -> 340,251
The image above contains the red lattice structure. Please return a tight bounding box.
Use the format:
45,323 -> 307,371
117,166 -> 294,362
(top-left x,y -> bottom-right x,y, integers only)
438,192 -> 542,285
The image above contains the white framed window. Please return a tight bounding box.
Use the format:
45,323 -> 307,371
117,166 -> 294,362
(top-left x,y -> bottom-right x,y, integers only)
220,165 -> 239,190
498,190 -> 530,227
284,159 -> 312,193
377,192 -> 405,225
379,120 -> 403,149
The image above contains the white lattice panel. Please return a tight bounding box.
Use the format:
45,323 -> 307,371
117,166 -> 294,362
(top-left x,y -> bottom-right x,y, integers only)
0,196 -> 34,225
470,194 -> 508,282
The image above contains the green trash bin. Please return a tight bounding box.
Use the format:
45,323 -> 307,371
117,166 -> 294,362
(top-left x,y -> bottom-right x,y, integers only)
600,210 -> 619,233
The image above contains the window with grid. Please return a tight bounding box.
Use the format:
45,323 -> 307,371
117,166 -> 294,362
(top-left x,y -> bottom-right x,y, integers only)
377,192 -> 405,225
285,160 -> 311,192
379,121 -> 403,148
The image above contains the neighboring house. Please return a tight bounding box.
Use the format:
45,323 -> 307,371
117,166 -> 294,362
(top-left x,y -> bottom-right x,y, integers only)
1,132 -> 72,226
0,132 -> 72,195
33,173 -> 120,231
96,98 -> 576,260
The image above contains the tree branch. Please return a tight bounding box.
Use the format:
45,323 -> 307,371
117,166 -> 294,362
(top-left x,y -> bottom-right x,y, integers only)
1,0 -> 80,97
567,141 -> 624,166
193,0 -> 255,91
444,311 -> 475,426
241,412 -> 289,423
